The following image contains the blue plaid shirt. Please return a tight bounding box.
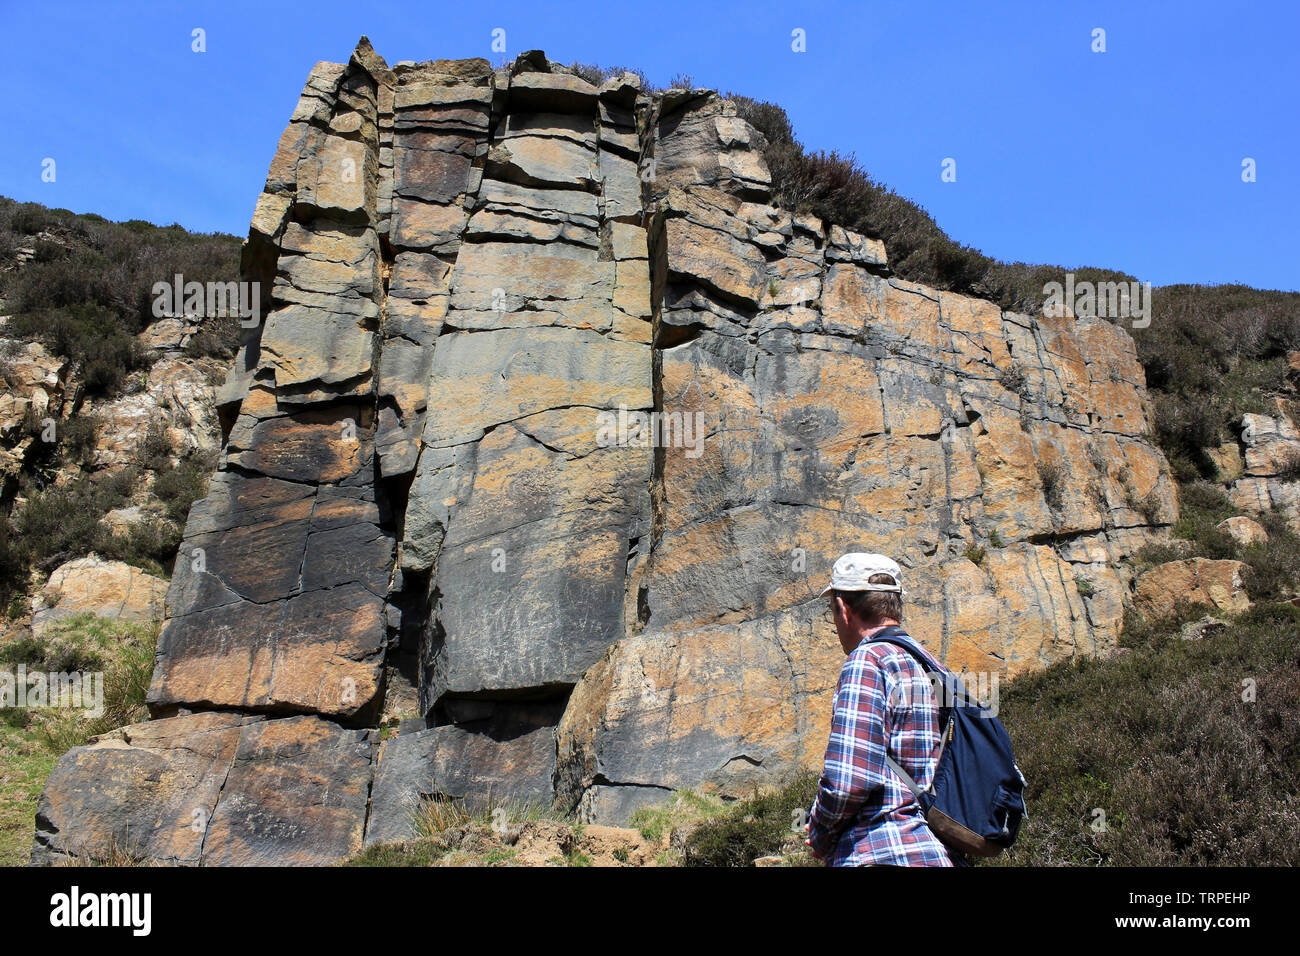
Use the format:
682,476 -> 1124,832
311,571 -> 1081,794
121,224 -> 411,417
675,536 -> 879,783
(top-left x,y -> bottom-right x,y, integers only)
808,626 -> 957,867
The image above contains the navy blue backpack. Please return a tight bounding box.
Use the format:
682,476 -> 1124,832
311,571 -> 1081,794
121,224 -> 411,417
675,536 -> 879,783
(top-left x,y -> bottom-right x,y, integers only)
868,627 -> 1027,858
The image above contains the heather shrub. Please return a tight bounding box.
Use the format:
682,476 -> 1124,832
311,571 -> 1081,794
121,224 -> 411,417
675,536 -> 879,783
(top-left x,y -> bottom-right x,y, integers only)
152,452 -> 213,525
7,202 -> 64,236
989,601 -> 1300,866
0,200 -> 240,397
136,419 -> 172,471
5,470 -> 139,577
96,516 -> 181,579
1240,513 -> 1300,603
56,414 -> 100,466
1037,460 -> 1066,511
184,312 -> 241,359
680,773 -> 819,866
7,305 -> 149,397
564,61 -> 652,90
726,95 -> 1131,313
1170,480 -> 1237,559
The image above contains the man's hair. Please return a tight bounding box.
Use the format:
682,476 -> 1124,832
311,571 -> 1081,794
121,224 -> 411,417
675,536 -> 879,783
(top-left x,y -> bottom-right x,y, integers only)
838,573 -> 903,624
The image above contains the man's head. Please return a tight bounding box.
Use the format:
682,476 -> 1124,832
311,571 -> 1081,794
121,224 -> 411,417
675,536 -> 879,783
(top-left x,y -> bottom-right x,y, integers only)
820,553 -> 906,653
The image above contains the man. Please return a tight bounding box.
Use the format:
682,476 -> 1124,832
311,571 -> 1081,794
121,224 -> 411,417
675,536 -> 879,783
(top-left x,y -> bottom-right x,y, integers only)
806,552 -> 961,867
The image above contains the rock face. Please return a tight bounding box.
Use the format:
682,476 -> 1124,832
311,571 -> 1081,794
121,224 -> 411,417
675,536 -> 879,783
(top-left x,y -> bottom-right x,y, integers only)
89,350 -> 224,470
1229,408 -> 1300,529
0,340 -> 71,489
34,40 -> 1179,863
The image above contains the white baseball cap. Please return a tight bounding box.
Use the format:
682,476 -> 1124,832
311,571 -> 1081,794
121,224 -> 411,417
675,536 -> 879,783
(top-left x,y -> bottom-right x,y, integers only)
819,552 -> 906,596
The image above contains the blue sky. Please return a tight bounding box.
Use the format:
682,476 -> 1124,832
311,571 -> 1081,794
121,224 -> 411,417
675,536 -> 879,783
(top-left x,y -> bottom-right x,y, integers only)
1,0 -> 1295,290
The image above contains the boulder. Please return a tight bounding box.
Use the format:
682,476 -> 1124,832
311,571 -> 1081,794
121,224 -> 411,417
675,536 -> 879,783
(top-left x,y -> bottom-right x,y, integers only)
1217,515 -> 1268,546
1229,475 -> 1300,531
99,506 -> 151,538
200,716 -> 375,865
1133,558 -> 1252,619
138,317 -> 198,353
33,712 -> 249,865
31,556 -> 167,637
34,713 -> 373,866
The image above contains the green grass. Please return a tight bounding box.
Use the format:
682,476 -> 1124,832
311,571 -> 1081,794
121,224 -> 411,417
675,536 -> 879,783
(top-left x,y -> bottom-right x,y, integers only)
627,788 -> 726,844
344,839 -> 454,867
408,792 -> 558,840
0,613 -> 159,863
0,613 -> 157,749
0,715 -> 58,866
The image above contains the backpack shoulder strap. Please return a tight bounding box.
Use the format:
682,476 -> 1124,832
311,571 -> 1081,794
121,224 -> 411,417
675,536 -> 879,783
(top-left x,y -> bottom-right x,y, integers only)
864,628 -> 942,801
884,754 -> 925,802
864,627 -> 934,672
865,628 -> 974,709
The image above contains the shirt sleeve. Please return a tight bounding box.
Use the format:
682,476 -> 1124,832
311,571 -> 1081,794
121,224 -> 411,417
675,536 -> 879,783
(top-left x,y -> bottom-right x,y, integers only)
808,651 -> 891,859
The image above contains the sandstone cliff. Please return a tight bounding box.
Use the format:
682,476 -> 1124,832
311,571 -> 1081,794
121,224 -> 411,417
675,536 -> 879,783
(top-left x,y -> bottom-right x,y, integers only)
32,39 -> 1177,864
